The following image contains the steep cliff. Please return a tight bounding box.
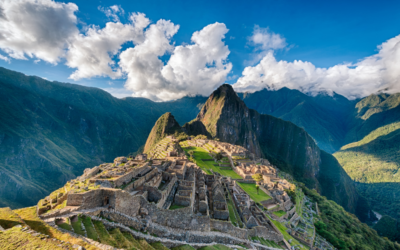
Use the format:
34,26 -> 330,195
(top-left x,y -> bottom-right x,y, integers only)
195,84 -> 361,215
196,84 -> 262,157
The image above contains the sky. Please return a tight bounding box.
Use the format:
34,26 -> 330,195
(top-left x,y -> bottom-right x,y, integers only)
0,0 -> 400,101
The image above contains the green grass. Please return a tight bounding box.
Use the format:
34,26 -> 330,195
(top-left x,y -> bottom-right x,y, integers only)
171,245 -> 196,250
251,237 -> 282,249
296,188 -> 304,217
169,204 -> 187,210
198,244 -> 235,250
237,182 -> 271,203
71,216 -> 85,236
269,219 -> 308,250
13,207 -> 97,250
92,220 -> 117,247
0,207 -> 25,229
0,226 -> 67,250
273,210 -> 286,217
109,228 -> 134,249
81,216 -> 98,240
181,145 -> 242,178
226,191 -> 243,227
151,242 -> 170,250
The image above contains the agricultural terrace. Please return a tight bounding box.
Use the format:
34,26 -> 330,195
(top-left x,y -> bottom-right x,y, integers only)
180,142 -> 242,179
237,182 -> 271,203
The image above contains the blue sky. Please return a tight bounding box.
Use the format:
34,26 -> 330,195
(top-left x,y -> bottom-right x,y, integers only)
0,0 -> 400,100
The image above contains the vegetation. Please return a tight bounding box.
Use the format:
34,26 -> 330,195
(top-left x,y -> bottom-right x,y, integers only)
0,207 -> 25,229
169,204 -> 187,210
252,173 -> 263,183
81,216 -> 98,240
180,145 -> 242,178
144,112 -> 183,153
237,182 -> 271,203
171,245 -> 197,250
0,66 -> 206,209
71,216 -> 85,236
13,206 -> 96,249
251,236 -> 282,249
301,184 -> 400,250
273,210 -> 286,217
0,226 -> 67,250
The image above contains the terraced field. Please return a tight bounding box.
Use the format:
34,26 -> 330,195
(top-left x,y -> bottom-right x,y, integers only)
180,144 -> 242,179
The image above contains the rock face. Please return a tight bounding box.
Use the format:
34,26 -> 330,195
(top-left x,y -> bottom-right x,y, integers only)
144,112 -> 182,153
194,84 -> 362,215
196,84 -> 262,157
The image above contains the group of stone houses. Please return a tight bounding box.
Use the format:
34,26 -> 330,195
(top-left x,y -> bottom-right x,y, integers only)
37,137 -> 330,249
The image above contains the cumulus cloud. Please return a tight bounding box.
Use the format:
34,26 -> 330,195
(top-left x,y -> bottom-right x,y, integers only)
234,31 -> 400,99
98,5 -> 124,22
0,0 -> 78,64
66,12 -> 150,80
249,25 -> 287,51
120,22 -> 232,101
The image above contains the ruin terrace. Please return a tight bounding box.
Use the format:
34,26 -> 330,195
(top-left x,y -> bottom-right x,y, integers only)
36,137 -> 332,250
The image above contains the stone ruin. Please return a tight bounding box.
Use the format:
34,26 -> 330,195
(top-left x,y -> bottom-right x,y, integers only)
37,139 -> 295,249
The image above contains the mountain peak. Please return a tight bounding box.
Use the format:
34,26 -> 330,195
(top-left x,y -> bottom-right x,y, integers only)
144,112 -> 181,152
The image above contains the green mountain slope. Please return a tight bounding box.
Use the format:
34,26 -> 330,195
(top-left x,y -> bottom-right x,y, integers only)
195,84 -> 365,217
0,67 -> 206,209
144,112 -> 182,153
239,88 -> 354,153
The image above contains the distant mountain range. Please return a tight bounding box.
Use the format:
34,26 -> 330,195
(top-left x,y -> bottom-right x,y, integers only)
1,66 -> 400,240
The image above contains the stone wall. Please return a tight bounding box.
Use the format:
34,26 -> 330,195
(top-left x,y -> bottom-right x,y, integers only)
248,226 -> 283,243
134,168 -> 158,189
114,191 -> 144,217
144,203 -> 211,231
210,219 -> 248,239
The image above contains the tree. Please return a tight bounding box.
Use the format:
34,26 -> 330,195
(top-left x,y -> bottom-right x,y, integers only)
252,173 -> 263,183
188,150 -> 194,157
256,185 -> 260,194
215,152 -> 223,161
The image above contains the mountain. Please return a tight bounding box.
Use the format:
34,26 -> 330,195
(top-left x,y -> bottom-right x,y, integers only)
238,88 -> 355,153
191,84 -> 366,218
144,112 -> 182,152
0,67 -> 206,209
334,93 -> 400,224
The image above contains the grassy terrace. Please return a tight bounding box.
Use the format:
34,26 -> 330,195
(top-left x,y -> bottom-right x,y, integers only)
226,190 -> 243,228
0,207 -> 25,229
268,216 -> 309,250
295,188 -> 304,217
180,144 -> 242,179
237,183 -> 271,203
273,210 -> 286,218
251,236 -> 282,249
0,226 -> 66,250
13,207 -> 97,250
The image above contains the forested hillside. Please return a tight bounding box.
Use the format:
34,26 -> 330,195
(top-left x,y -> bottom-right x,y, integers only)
0,67 -> 206,208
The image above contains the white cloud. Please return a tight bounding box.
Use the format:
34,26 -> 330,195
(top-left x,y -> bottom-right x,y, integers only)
120,22 -> 232,101
234,32 -> 400,99
249,25 -> 287,51
98,5 -> 124,22
0,0 -> 78,64
0,54 -> 10,62
66,12 -> 150,80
